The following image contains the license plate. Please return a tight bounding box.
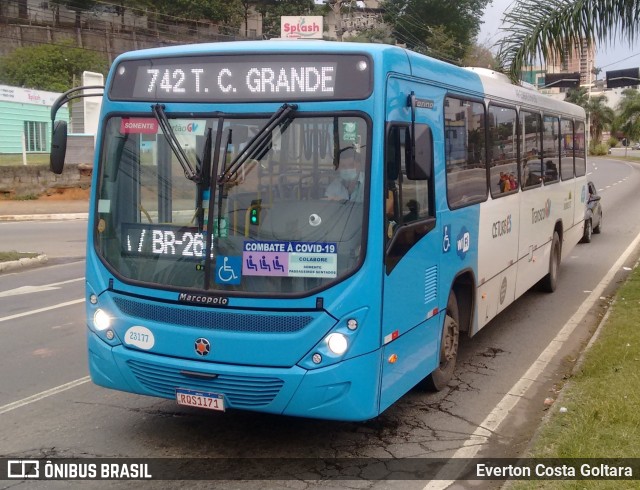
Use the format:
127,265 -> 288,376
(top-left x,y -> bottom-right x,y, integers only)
176,388 -> 225,411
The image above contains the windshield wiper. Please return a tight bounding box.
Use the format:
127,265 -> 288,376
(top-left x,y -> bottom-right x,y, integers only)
217,103 -> 297,184
195,127 -> 213,229
152,104 -> 200,183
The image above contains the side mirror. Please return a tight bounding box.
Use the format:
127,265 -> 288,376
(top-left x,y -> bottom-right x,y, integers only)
589,194 -> 601,202
50,120 -> 68,174
407,125 -> 433,180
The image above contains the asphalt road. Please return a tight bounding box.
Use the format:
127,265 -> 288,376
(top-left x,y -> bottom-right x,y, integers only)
1,156 -> 639,489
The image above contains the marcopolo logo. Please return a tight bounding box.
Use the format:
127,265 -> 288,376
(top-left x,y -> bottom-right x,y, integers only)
532,199 -> 552,224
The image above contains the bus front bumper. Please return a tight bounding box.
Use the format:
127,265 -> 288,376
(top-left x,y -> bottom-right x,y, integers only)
88,330 -> 381,421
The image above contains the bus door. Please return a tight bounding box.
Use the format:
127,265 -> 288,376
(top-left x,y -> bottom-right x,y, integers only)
379,79 -> 442,410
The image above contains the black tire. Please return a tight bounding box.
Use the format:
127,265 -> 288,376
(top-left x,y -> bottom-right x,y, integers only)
593,212 -> 602,234
581,218 -> 592,243
539,231 -> 561,292
423,292 -> 459,391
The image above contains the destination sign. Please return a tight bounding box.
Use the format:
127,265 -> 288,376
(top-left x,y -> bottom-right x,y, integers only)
109,54 -> 372,102
122,223 -> 208,260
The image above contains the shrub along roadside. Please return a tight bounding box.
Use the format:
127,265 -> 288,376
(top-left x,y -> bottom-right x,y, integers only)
0,251 -> 39,263
511,264 -> 640,489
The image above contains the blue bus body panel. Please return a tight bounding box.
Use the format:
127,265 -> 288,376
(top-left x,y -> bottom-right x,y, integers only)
88,330 -> 382,421
377,65 -> 483,411
86,40 -> 493,420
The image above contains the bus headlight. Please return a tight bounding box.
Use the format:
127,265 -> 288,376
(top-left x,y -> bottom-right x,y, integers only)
93,309 -> 111,331
326,333 -> 348,355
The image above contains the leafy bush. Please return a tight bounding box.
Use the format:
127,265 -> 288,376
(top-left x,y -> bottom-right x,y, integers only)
590,143 -> 609,155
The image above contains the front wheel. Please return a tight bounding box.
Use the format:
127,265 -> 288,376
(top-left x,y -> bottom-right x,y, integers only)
593,212 -> 602,234
422,292 -> 459,391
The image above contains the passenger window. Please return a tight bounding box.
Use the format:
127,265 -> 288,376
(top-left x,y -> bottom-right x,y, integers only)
445,97 -> 487,208
542,116 -> 560,184
488,105 -> 518,198
560,119 -> 574,180
521,111 -> 542,189
574,121 -> 587,177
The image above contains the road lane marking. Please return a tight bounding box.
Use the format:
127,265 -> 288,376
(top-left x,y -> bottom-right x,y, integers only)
425,230 -> 640,489
0,298 -> 84,323
0,377 -> 90,415
0,277 -> 83,298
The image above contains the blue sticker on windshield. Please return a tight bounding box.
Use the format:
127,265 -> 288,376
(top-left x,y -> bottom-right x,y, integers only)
215,256 -> 242,285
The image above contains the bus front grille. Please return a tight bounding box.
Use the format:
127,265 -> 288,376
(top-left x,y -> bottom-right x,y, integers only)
127,360 -> 284,408
113,296 -> 313,333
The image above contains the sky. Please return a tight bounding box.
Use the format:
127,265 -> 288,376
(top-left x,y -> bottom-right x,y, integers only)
479,0 -> 640,72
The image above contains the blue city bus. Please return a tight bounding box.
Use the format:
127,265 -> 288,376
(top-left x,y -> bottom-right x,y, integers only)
50,41 -> 587,421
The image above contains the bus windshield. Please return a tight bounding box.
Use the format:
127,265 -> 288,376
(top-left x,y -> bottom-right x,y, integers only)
95,113 -> 369,295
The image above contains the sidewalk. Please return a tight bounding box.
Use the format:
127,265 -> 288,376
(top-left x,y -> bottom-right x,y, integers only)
0,198 -> 89,221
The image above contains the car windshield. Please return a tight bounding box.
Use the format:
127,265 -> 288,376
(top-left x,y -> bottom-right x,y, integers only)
95,113 -> 368,295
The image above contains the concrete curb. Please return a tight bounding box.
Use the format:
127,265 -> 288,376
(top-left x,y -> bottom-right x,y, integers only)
0,254 -> 48,273
0,213 -> 88,222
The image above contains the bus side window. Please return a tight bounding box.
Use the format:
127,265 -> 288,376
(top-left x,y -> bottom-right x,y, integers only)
521,111 -> 543,189
385,122 -> 436,271
574,121 -> 587,177
542,115 -> 560,184
444,97 -> 487,208
385,125 -> 403,233
488,104 -> 518,197
402,124 -> 433,223
560,119 -> 574,180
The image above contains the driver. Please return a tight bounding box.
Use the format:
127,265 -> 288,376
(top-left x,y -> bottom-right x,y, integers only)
325,147 -> 364,202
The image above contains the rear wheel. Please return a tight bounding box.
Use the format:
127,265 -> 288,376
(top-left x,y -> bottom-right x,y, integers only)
539,231 -> 561,292
423,292 -> 459,391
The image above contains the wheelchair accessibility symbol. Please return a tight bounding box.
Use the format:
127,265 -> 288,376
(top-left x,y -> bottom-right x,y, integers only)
215,256 -> 242,285
442,224 -> 451,253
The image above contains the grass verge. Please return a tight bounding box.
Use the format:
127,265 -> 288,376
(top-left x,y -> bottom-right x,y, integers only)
511,265 -> 640,489
606,154 -> 640,163
0,251 -> 40,263
0,154 -> 49,166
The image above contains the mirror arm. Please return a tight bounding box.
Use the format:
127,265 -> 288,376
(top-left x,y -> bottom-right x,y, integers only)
407,91 -> 416,166
51,85 -> 104,123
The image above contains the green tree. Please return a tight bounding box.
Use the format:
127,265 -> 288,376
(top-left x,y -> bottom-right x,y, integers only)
381,0 -> 491,64
462,43 -> 499,69
496,0 -> 640,80
615,89 -> 640,143
564,86 -> 589,108
586,95 -> 615,146
0,40 -> 108,92
345,26 -> 396,45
